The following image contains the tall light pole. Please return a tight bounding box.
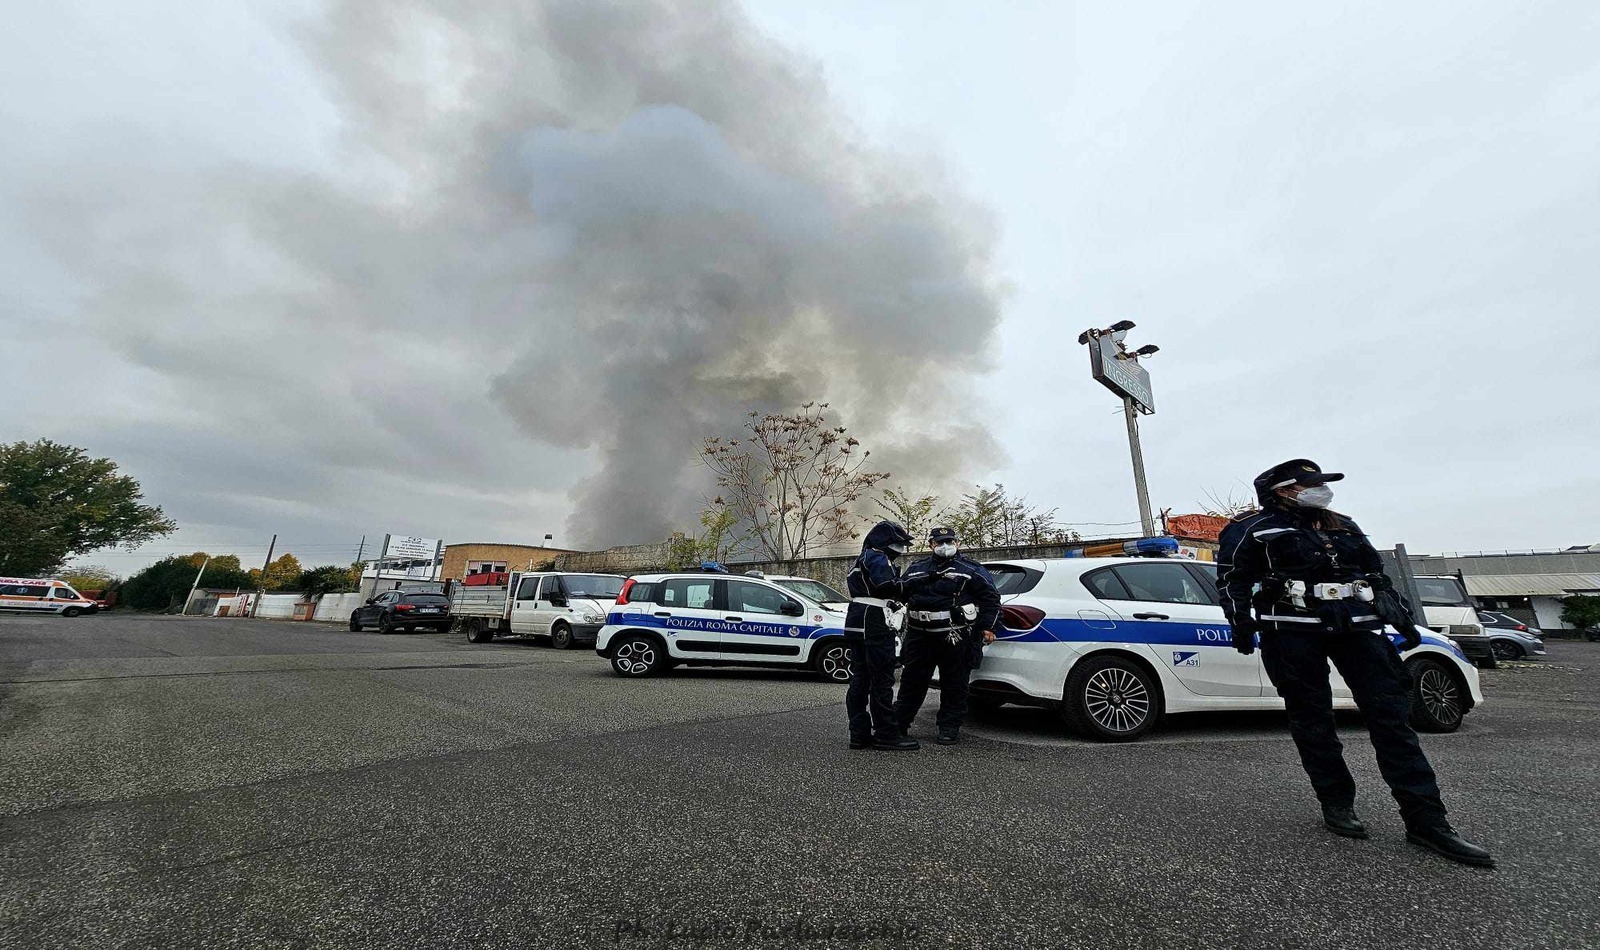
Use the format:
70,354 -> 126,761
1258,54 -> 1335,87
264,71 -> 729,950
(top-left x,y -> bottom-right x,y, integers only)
1079,322 -> 1160,537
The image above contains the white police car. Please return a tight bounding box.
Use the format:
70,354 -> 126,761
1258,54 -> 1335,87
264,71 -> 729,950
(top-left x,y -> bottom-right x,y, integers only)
973,557 -> 1483,742
596,573 -> 854,681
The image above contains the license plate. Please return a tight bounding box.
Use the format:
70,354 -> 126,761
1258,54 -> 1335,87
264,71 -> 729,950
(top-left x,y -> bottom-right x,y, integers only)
418,608 -> 441,614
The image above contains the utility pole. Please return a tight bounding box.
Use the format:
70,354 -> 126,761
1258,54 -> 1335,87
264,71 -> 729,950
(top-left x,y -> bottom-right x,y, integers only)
250,534 -> 276,618
1122,396 -> 1156,537
185,557 -> 211,616
354,535 -> 366,564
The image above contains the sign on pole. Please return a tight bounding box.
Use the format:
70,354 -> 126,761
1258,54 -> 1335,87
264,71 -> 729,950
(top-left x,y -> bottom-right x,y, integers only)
1086,332 -> 1155,413
383,536 -> 441,560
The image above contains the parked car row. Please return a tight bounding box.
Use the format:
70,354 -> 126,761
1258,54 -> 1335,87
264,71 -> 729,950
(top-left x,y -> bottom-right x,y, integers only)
337,557 -> 1490,744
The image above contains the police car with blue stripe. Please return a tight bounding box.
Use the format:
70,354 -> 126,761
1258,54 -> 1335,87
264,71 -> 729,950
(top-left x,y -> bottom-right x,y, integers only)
596,572 -> 855,682
971,554 -> 1483,742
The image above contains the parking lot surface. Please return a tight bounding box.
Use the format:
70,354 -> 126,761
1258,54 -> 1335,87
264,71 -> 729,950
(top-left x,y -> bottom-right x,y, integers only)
2,613 -> 1597,949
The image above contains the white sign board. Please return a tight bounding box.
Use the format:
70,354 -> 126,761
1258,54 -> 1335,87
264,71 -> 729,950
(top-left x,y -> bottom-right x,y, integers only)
383,535 -> 441,560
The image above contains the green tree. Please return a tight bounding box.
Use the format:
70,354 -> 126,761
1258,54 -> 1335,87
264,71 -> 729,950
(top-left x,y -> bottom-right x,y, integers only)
59,565 -> 120,592
296,564 -> 360,599
121,554 -> 254,611
874,488 -> 946,542
0,439 -> 177,575
944,484 -> 1079,548
665,506 -> 746,569
1561,595 -> 1600,632
249,553 -> 303,592
701,404 -> 889,560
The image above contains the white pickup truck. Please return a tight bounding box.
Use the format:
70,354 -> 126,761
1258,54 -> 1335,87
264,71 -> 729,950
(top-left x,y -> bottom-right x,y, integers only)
450,571 -> 626,648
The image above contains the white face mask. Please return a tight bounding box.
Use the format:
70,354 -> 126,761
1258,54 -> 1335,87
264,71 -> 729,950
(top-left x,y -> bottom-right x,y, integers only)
933,543 -> 958,558
1293,484 -> 1334,509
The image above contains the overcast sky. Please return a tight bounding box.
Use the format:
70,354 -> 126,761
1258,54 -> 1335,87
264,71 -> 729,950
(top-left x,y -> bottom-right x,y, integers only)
4,0 -> 1597,573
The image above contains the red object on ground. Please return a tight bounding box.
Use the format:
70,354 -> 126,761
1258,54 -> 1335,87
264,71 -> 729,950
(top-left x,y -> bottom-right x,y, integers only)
460,572 -> 510,587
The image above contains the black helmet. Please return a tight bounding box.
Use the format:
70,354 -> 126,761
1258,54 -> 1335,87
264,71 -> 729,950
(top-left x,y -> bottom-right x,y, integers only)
863,520 -> 914,557
1253,458 -> 1344,506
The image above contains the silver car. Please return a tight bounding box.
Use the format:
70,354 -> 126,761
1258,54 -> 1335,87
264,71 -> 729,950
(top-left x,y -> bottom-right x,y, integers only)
1477,611 -> 1546,660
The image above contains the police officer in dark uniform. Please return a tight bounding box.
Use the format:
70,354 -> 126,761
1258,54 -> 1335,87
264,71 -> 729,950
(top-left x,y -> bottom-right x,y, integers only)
1217,459 -> 1493,867
892,527 -> 1002,745
844,521 -> 921,751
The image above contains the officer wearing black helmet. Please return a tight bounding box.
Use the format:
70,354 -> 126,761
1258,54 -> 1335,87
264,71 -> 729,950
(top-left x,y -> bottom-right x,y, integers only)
844,521 -> 921,750
892,527 -> 1001,745
1217,459 -> 1493,867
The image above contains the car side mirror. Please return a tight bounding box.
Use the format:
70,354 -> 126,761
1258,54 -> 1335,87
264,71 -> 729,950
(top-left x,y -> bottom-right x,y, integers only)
780,600 -> 804,616
548,595 -> 568,607
365,598 -> 376,605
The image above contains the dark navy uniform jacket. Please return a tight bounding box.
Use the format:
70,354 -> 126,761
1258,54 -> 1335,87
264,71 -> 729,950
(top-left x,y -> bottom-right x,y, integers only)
845,524 -> 917,641
1217,505 -> 1388,634
901,554 -> 1002,636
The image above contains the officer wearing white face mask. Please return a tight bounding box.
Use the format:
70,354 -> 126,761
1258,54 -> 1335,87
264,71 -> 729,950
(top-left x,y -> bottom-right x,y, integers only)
1217,459 -> 1493,867
893,527 -> 1001,745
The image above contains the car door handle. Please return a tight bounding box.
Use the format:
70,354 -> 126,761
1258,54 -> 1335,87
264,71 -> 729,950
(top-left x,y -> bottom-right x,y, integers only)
725,616 -> 743,622
654,611 -> 672,618
1132,612 -> 1170,620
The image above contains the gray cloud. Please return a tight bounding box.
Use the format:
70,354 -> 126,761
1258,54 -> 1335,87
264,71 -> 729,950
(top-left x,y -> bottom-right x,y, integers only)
5,0 -> 1006,554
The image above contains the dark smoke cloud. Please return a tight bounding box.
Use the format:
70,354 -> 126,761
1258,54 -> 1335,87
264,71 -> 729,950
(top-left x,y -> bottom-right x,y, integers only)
24,0 -> 1007,547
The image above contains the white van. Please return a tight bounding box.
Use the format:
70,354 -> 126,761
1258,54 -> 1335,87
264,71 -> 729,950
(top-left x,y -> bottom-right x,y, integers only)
0,578 -> 97,617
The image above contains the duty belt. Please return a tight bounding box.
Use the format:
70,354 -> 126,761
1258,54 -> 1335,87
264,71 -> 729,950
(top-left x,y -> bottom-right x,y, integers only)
851,597 -> 907,633
1284,579 -> 1374,608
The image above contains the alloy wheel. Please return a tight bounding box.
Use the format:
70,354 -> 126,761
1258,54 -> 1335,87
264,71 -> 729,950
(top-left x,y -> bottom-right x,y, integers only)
1418,667 -> 1462,725
1083,667 -> 1152,734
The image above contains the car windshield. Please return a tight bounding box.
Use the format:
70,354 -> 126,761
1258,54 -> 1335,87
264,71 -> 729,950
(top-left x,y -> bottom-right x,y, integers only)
563,575 -> 625,599
774,578 -> 846,603
1415,577 -> 1471,607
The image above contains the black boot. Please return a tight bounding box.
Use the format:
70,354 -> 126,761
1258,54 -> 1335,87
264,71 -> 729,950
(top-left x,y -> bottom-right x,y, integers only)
874,734 -> 920,751
848,735 -> 873,750
1321,805 -> 1369,839
936,727 -> 960,745
1406,823 -> 1495,867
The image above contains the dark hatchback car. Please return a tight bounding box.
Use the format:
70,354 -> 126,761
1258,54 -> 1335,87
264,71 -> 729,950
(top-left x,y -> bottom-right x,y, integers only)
349,590 -> 453,633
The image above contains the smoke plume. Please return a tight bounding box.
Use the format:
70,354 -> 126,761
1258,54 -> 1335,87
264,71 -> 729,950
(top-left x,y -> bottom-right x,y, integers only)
28,0 -> 1007,547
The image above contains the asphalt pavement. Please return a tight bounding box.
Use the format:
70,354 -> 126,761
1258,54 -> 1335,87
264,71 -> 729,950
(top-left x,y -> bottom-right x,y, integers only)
2,613 -> 1596,949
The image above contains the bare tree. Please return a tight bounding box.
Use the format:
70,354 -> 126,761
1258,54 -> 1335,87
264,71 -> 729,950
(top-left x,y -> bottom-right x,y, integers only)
701,404 -> 890,560
1198,487 -> 1259,519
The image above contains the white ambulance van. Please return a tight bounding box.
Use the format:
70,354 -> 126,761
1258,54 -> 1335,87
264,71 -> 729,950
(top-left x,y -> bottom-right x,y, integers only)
0,578 -> 98,617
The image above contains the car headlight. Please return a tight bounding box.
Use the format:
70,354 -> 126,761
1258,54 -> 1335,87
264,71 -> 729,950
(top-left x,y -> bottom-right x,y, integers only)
581,611 -> 604,624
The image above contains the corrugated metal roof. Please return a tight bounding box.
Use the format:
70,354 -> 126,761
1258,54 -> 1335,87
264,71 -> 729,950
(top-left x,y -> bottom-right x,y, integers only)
1463,573 -> 1600,597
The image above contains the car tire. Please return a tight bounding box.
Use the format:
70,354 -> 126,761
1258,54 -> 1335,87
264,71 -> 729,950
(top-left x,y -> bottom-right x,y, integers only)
1407,657 -> 1466,733
550,623 -> 574,650
465,619 -> 495,644
349,613 -> 363,632
610,633 -> 668,678
811,638 -> 853,683
1490,639 -> 1524,661
61,606 -> 84,618
378,614 -> 395,635
1060,654 -> 1162,742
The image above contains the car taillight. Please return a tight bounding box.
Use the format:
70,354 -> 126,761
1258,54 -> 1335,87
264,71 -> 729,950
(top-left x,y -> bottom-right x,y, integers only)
1001,605 -> 1045,631
616,579 -> 636,606
1515,623 -> 1527,631
395,603 -> 415,612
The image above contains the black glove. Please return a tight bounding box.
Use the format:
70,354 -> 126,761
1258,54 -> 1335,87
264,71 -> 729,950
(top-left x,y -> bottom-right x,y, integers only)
931,572 -> 968,596
1396,624 -> 1421,651
1228,614 -> 1259,655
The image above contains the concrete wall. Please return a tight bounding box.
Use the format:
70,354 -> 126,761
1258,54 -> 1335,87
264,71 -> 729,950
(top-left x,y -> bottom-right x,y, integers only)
314,592 -> 366,622
252,593 -> 303,619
